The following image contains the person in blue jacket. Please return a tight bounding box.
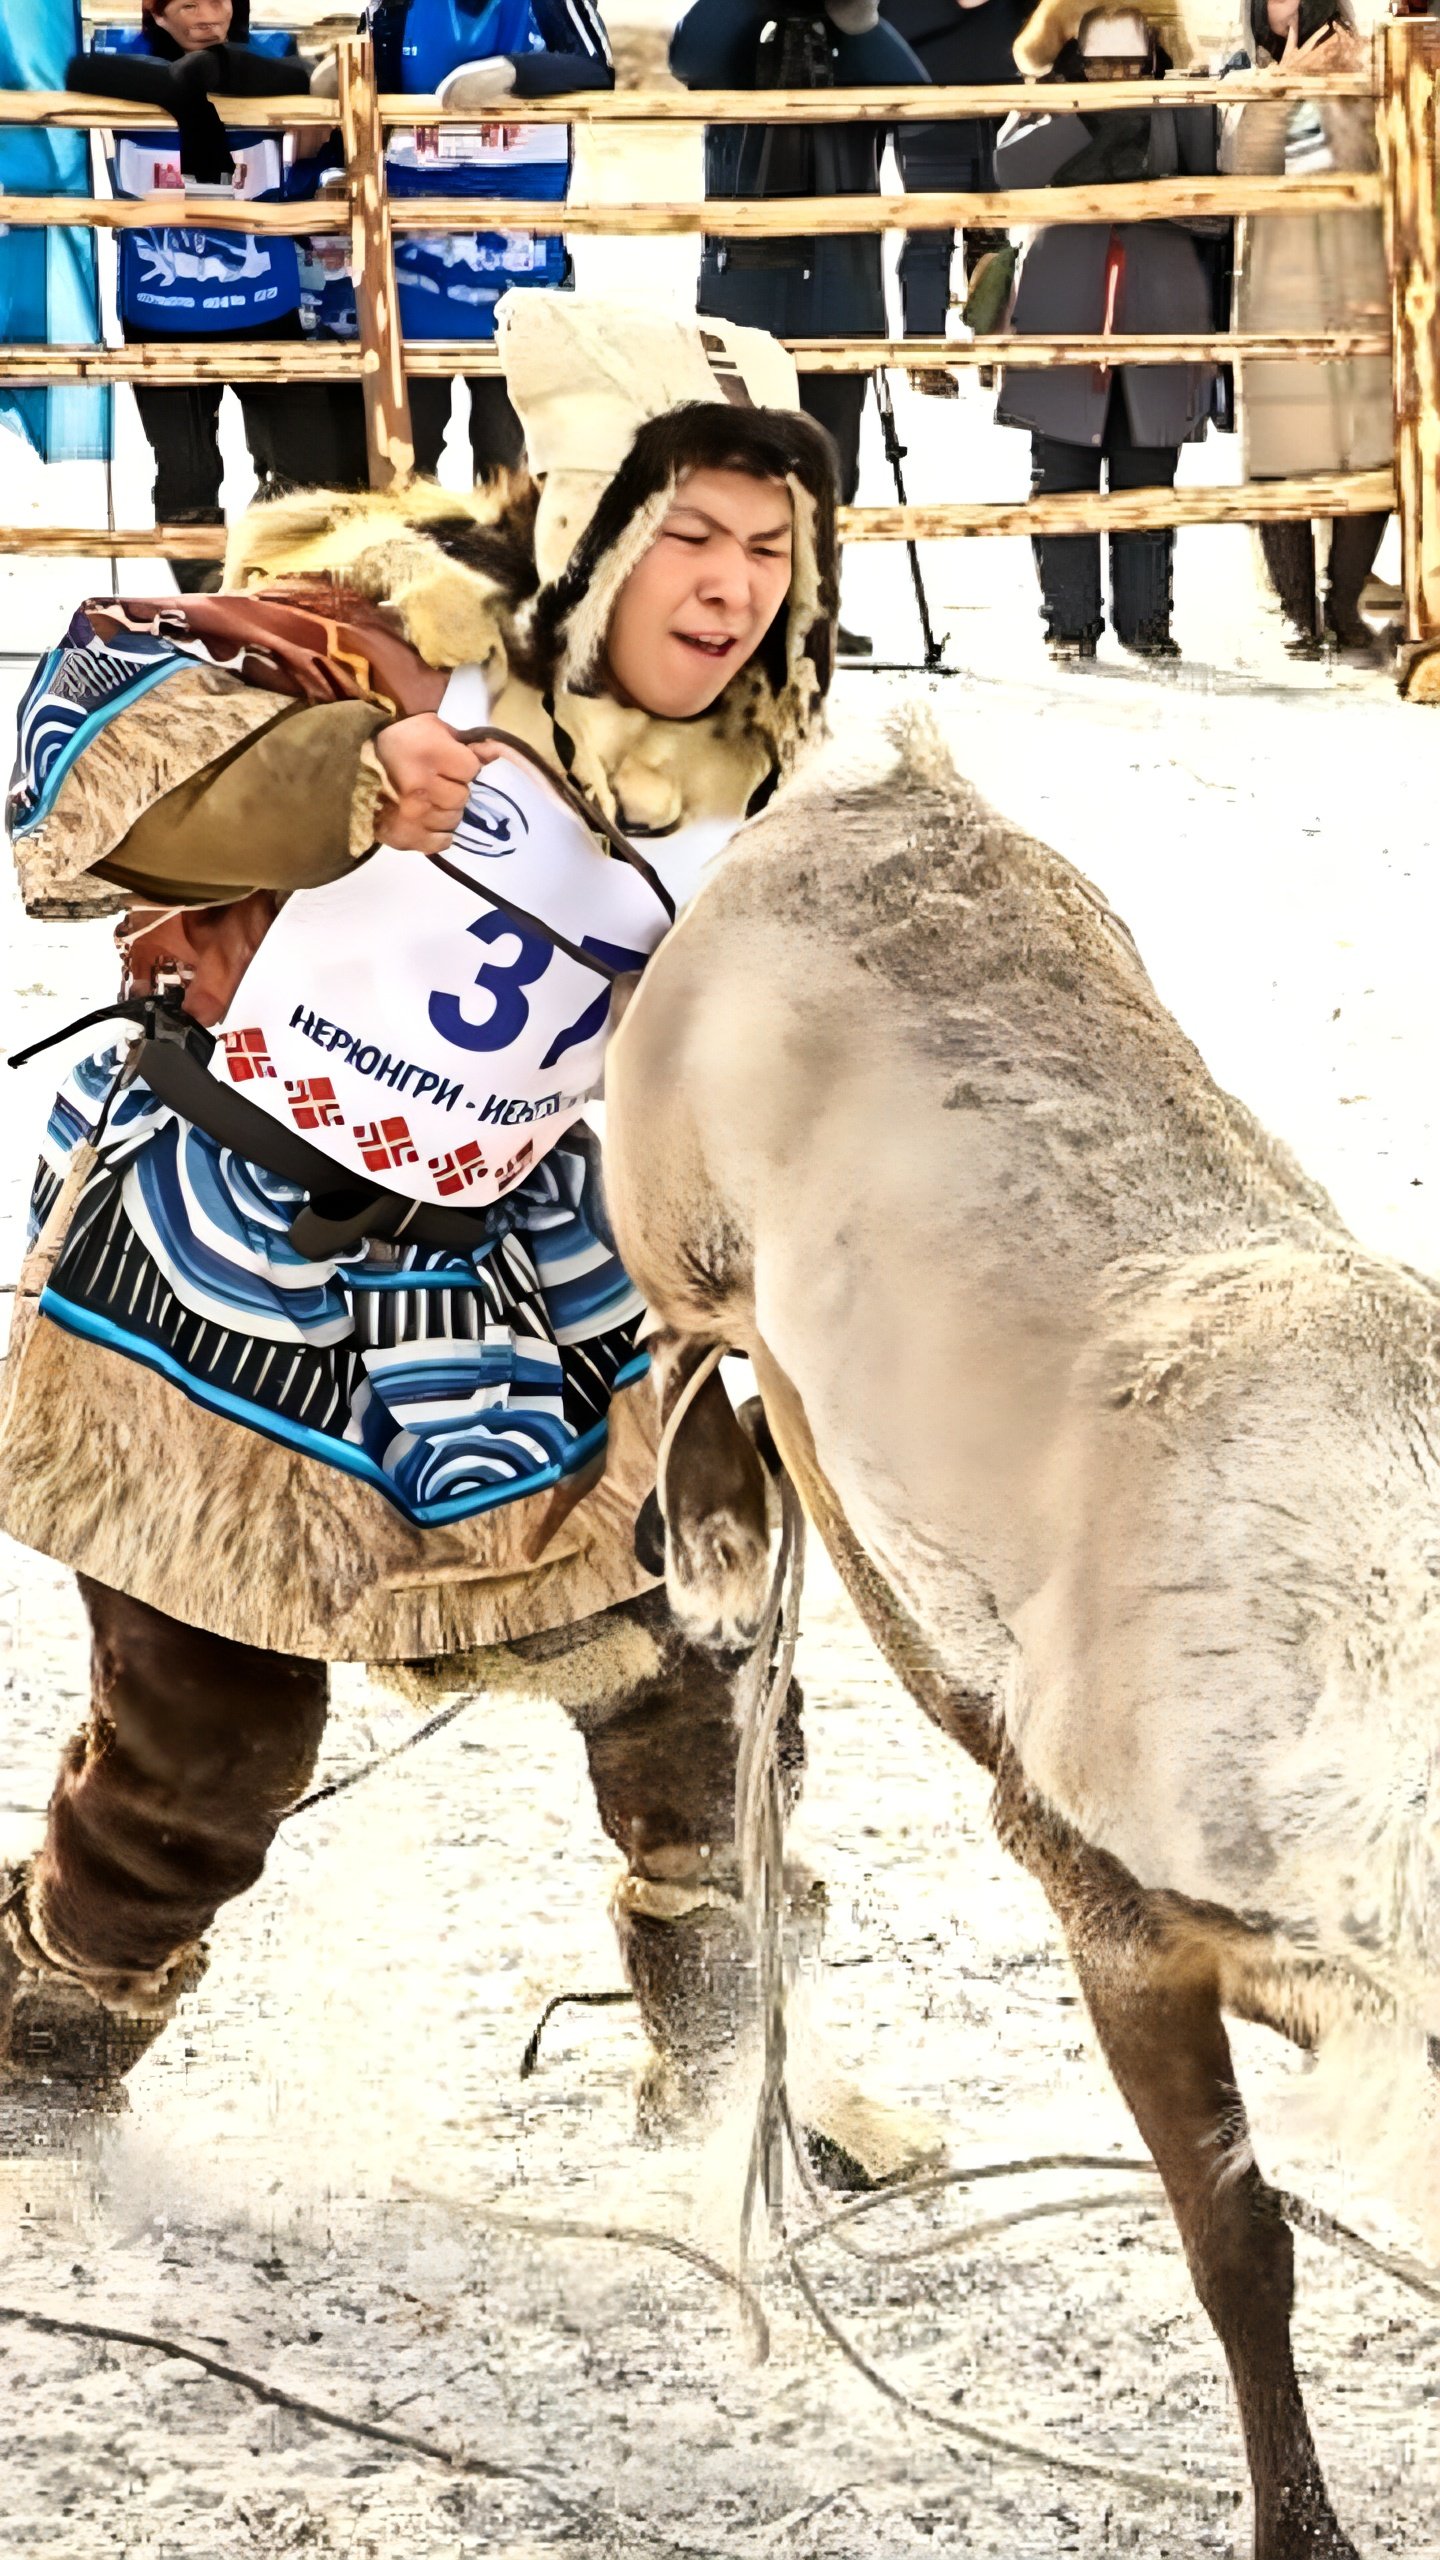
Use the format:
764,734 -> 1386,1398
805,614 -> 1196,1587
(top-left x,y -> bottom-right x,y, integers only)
69,0 -> 363,590
306,0 -> 614,480
669,0 -> 929,655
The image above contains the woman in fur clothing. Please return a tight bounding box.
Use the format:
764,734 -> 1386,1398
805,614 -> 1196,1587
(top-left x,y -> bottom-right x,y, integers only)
0,298 -> 917,2180
994,0 -> 1221,662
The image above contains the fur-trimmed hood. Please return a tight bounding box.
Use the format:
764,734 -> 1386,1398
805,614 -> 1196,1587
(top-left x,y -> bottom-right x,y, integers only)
1015,0 -> 1193,72
224,401 -> 838,838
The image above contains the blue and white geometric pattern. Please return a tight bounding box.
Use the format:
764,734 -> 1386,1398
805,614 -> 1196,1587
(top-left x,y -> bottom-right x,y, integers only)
8,608 -> 182,840
32,1046 -> 648,1529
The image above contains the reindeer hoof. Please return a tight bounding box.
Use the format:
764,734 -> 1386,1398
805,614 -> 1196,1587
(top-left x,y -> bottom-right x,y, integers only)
802,2124 -> 901,2194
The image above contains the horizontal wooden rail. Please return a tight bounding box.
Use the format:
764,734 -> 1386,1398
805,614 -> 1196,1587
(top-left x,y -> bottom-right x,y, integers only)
0,474 -> 1395,560
0,331 -> 1392,387
0,173 -> 1383,236
838,470 -> 1396,540
789,330 -> 1392,368
0,75 -> 1378,129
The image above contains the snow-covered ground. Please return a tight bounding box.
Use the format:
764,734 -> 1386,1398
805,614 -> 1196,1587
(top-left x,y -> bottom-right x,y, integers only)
2,20 -> 1438,2554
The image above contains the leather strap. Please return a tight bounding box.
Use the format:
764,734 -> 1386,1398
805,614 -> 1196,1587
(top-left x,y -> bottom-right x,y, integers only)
367,723 -> 677,986
425,854 -> 632,983
12,728 -> 675,1253
11,997 -> 506,1258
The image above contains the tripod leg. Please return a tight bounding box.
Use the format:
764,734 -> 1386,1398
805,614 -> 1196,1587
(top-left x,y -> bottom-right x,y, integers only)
873,370 -> 946,672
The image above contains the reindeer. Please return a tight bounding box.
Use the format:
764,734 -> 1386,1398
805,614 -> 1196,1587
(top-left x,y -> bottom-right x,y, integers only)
602,707 -> 1439,2560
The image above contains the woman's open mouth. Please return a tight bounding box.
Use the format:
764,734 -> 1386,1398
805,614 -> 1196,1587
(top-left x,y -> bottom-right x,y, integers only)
675,632 -> 738,661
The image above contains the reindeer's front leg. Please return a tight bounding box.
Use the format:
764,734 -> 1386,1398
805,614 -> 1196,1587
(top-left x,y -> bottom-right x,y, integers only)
637,1329 -> 778,1654
999,1767 -> 1358,2560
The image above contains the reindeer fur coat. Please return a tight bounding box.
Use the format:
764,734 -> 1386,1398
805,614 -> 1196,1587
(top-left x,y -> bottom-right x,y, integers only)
0,420 -> 837,1663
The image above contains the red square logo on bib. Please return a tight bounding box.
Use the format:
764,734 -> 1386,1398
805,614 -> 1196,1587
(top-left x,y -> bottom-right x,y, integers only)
222,1027 -> 275,1083
286,1075 -> 343,1131
354,1116 -> 419,1173
427,1140 -> 488,1198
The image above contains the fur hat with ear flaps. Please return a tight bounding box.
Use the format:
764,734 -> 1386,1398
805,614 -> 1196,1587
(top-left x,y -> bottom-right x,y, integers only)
1014,0 -> 1193,72
223,295 -> 838,838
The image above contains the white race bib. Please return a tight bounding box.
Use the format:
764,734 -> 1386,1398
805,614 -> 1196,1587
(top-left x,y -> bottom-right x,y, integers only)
214,678 -> 735,1209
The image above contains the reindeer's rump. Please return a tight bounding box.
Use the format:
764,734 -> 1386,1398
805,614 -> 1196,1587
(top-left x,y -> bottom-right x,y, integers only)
1004,1240 -> 1440,2015
0,1048 -> 661,1661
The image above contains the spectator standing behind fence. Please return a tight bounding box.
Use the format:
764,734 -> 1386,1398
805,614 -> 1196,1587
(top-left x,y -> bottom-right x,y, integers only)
307,0 -> 613,482
68,0 -> 355,592
669,0 -> 930,657
1220,0 -> 1392,662
993,1 -> 1220,663
880,0 -> 1033,397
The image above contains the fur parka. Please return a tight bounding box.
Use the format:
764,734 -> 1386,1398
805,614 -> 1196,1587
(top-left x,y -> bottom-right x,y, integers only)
15,406 -> 838,927
0,310 -> 840,1665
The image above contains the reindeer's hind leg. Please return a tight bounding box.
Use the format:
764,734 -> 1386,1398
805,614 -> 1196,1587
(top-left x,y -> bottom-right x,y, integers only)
997,1766 -> 1357,2560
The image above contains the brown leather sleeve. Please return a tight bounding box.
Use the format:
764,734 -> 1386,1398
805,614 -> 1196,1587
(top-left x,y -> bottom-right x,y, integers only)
97,697 -> 392,904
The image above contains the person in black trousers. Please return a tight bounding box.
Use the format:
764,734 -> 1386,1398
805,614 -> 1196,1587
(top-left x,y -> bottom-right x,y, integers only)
881,0 -> 1032,394
670,0 -> 930,653
69,0 -> 362,591
993,0 -> 1221,661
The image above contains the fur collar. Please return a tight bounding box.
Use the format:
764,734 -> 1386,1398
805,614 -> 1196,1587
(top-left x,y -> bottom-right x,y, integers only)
1015,0 -> 1193,72
224,405 -> 838,835
223,472 -> 540,688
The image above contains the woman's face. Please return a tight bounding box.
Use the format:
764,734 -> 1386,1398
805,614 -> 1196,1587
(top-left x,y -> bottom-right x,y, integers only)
1266,0 -> 1302,36
603,467 -> 795,723
153,0 -> 234,50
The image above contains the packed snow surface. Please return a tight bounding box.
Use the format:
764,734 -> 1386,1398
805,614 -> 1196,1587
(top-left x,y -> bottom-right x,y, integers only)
1,12 -> 1437,2546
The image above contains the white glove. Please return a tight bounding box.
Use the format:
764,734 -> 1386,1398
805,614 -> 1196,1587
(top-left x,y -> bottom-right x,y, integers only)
436,56 -> 518,108
309,51 -> 339,99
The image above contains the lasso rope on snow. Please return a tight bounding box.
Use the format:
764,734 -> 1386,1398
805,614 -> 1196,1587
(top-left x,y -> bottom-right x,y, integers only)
7,1440 -> 1435,2521
274,1440 -> 1440,2507
721,1451 -> 1440,2506
284,1690 -> 479,1820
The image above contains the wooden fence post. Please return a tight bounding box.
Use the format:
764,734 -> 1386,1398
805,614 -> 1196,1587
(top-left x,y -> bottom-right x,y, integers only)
336,34 -> 413,489
1378,14 -> 1440,687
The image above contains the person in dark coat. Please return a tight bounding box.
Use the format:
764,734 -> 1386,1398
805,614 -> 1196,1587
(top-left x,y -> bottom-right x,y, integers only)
880,0 -> 1034,395
994,0 -> 1221,662
66,0 -> 354,592
670,0 -> 930,652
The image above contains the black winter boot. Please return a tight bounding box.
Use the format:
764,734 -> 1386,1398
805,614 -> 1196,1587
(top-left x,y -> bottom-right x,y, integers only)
1259,520 -> 1323,657
1325,512 -> 1391,662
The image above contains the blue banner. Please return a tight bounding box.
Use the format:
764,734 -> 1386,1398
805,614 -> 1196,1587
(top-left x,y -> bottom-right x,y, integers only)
0,0 -> 113,463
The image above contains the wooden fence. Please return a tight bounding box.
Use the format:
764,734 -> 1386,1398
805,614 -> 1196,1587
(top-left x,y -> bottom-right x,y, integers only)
1,22 -> 1437,674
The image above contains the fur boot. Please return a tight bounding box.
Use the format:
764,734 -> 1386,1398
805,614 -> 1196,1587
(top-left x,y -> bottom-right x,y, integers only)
612,1865 -> 945,2190
0,1864 -> 205,2120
